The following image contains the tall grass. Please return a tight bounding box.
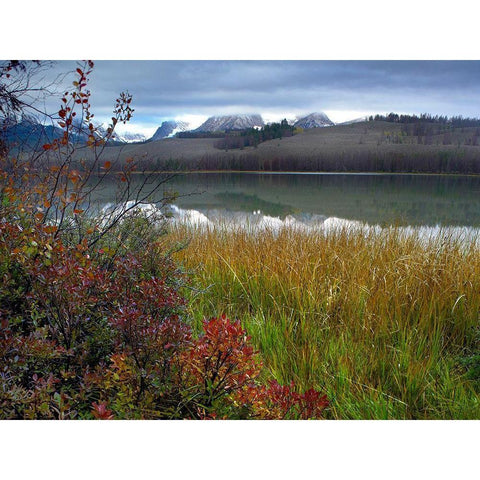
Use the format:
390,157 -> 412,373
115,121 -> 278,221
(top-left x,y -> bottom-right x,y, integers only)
167,224 -> 480,419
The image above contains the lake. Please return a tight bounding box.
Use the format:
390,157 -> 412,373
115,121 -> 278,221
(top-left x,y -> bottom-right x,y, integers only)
90,172 -> 480,227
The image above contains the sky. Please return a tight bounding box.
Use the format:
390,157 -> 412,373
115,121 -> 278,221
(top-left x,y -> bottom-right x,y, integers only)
18,60 -> 480,138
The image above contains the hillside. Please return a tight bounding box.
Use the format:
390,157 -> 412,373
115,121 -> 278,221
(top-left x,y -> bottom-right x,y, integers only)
74,121 -> 480,174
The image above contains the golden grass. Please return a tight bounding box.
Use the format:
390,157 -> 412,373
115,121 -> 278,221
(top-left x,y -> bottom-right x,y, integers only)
166,224 -> 480,419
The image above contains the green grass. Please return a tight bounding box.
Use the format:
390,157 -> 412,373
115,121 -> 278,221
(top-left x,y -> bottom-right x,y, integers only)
167,224 -> 480,419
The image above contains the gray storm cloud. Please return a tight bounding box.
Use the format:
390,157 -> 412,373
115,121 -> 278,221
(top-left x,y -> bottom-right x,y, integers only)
21,60 -> 480,124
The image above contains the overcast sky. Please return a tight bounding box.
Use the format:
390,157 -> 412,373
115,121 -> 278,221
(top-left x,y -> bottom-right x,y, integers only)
34,60 -> 480,136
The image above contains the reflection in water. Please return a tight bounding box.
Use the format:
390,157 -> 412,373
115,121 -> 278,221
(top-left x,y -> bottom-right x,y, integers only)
87,172 -> 480,227
99,201 -> 480,246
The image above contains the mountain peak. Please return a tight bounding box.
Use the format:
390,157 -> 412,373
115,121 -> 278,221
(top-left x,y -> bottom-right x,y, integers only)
150,120 -> 190,141
337,116 -> 368,126
294,112 -> 334,129
196,114 -> 264,132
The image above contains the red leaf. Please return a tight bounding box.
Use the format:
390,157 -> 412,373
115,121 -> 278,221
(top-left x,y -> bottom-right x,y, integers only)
92,402 -> 114,420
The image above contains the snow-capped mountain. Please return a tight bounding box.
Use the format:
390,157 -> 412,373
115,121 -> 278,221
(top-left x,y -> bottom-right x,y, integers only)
114,132 -> 147,143
2,115 -> 66,150
262,113 -> 298,126
1,116 -> 132,149
91,122 -> 147,144
294,112 -> 334,129
337,116 -> 368,126
149,120 -> 191,141
196,114 -> 264,132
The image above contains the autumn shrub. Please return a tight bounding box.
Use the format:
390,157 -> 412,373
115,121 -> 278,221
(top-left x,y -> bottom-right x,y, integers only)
177,315 -> 329,419
0,222 -> 328,419
0,217 -> 186,419
0,60 -> 328,419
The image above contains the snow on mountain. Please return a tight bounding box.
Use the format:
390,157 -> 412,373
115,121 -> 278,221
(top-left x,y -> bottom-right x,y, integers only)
90,121 -> 150,144
294,112 -> 335,129
195,114 -> 265,132
262,113 -> 298,126
2,115 -> 67,150
114,131 -> 147,143
149,120 -> 191,141
337,116 -> 369,125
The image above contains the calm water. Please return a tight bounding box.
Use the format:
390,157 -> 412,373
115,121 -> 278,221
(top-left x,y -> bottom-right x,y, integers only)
90,172 -> 480,227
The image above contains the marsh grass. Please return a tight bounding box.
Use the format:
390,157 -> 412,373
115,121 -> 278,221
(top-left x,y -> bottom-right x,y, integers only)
167,224 -> 480,419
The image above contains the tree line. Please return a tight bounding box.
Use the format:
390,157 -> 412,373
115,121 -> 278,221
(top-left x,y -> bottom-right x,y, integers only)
214,120 -> 295,150
124,146 -> 480,175
370,112 -> 480,128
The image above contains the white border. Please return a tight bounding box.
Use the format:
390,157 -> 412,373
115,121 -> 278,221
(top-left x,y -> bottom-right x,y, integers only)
3,0 -> 480,59
1,420 -> 478,479
1,0 -> 477,477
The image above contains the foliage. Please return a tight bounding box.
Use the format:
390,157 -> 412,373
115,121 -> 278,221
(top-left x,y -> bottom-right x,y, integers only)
0,222 -> 328,418
170,223 -> 480,419
0,61 -> 328,420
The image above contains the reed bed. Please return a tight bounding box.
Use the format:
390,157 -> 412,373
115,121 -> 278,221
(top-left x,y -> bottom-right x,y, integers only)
166,223 -> 480,419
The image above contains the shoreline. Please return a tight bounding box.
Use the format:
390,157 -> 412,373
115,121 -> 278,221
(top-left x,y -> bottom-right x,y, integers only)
120,170 -> 480,178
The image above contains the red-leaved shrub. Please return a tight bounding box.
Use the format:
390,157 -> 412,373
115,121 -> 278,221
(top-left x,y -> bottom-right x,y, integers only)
0,61 -> 328,419
0,220 -> 328,418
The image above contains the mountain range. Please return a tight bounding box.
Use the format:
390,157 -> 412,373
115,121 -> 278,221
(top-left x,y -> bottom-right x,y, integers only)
1,112 -> 337,148
1,115 -> 63,150
0,115 -> 116,150
148,112 -> 335,140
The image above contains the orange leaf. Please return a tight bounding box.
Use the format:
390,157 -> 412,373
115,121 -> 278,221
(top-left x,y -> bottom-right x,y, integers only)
43,226 -> 58,235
